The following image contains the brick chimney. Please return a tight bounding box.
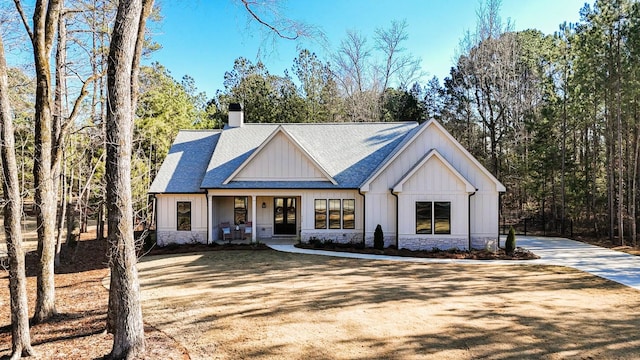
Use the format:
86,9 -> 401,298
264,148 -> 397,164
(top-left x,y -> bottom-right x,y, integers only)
228,103 -> 244,128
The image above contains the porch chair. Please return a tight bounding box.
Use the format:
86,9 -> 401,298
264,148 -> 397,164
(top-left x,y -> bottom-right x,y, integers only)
220,222 -> 232,243
243,221 -> 252,240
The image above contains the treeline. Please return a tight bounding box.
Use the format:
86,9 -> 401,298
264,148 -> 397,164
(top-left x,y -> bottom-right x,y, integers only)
199,0 -> 640,244
6,0 -> 639,249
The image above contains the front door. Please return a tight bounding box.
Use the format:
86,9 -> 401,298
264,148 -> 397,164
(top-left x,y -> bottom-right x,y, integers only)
274,197 -> 296,235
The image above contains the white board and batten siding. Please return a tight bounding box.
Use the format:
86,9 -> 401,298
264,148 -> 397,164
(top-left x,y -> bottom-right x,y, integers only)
396,155 -> 471,250
420,125 -> 501,247
155,194 -> 208,246
234,131 -> 330,182
365,121 -> 501,250
298,189 -> 363,244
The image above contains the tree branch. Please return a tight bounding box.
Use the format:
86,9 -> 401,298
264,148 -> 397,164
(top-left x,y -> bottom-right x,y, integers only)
131,0 -> 155,112
51,70 -> 103,169
13,0 -> 34,42
241,0 -> 299,40
44,0 -> 63,54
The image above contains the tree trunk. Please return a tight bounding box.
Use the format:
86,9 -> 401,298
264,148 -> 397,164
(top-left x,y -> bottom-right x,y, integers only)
632,125 -> 639,247
15,0 -> 63,323
54,159 -> 68,267
616,21 -> 624,246
0,33 -> 36,360
54,8 -> 68,267
105,0 -> 153,357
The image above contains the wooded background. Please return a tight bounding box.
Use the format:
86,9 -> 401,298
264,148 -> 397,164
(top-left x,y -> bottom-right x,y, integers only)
4,0 -> 639,246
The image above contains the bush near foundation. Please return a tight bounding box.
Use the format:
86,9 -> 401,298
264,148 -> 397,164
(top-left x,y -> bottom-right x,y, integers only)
374,224 -> 384,250
505,226 -> 516,255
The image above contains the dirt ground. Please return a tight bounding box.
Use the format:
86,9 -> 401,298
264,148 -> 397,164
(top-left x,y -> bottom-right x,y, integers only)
0,233 -> 189,360
137,249 -> 640,360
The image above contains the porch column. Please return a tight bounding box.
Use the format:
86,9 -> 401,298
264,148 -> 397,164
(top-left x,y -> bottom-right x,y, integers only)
251,195 -> 257,243
207,194 -> 214,244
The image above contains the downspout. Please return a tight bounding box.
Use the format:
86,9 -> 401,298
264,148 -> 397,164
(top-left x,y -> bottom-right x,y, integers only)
205,190 -> 209,245
390,189 -> 399,248
498,192 -> 503,248
468,190 -> 477,250
151,194 -> 157,244
358,189 -> 366,246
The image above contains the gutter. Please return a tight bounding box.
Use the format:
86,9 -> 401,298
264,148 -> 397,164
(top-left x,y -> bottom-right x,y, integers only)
468,190 -> 477,250
390,189 -> 399,248
358,189 -> 366,246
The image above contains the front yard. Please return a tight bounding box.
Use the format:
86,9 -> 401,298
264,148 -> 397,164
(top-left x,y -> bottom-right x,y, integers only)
138,249 -> 640,360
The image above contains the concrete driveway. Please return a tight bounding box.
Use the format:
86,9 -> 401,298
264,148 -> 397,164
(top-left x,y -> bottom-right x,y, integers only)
270,236 -> 640,291
515,236 -> 640,290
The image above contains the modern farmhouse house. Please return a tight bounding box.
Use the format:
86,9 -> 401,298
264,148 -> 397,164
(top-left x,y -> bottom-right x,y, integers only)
149,104 -> 506,250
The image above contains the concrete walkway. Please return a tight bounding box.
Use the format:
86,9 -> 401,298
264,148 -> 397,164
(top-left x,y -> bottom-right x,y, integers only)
268,236 -> 640,291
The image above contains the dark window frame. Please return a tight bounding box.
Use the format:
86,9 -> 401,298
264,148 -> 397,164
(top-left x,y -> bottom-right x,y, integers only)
342,199 -> 355,229
328,199 -> 341,229
434,201 -> 451,234
177,201 -> 192,231
415,201 -> 432,234
234,196 -> 248,225
416,201 -> 451,235
314,199 -> 327,229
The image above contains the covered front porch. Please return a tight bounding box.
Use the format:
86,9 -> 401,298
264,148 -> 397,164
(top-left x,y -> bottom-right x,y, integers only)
208,192 -> 301,244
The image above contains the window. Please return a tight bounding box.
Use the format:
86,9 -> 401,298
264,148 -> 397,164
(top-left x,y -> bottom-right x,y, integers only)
434,202 -> 451,234
234,197 -> 247,224
314,199 -> 327,229
343,199 -> 355,229
329,199 -> 341,229
315,198 -> 356,230
416,201 -> 451,234
415,202 -> 432,234
177,201 -> 191,231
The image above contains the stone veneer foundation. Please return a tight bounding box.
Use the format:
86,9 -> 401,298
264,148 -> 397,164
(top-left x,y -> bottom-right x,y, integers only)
157,230 -> 207,246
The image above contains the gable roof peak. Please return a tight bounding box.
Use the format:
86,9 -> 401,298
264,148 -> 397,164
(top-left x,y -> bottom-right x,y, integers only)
222,125 -> 338,185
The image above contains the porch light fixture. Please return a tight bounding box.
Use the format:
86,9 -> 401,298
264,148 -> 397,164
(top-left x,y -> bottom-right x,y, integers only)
262,202 -> 266,208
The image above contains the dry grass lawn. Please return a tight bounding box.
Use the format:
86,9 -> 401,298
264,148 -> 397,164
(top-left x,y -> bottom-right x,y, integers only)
138,249 -> 640,360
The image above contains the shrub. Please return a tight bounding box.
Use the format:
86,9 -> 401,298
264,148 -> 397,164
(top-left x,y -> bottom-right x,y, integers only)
309,238 -> 323,248
143,231 -> 156,252
374,224 -> 384,250
505,226 -> 516,254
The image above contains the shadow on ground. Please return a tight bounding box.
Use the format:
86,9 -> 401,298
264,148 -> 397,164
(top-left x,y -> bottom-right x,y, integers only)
138,249 -> 640,360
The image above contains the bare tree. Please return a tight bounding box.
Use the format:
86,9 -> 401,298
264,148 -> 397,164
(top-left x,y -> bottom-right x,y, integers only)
455,0 -> 518,176
333,21 -> 421,122
14,0 -> 103,322
0,32 -> 35,360
333,30 -> 379,121
104,0 -> 153,357
374,19 -> 422,91
14,0 -> 63,322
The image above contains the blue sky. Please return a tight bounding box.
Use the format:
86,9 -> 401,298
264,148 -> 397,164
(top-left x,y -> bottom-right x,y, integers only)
148,0 -> 587,99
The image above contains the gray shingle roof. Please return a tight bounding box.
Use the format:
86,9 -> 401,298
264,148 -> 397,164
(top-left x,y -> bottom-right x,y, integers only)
150,122 -> 420,193
200,122 -> 418,189
149,130 -> 221,193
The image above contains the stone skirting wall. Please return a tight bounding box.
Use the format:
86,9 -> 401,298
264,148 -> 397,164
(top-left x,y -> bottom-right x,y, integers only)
470,236 -> 499,252
301,232 -> 363,244
157,230 -> 207,246
397,237 -> 468,251
296,232 -> 498,252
